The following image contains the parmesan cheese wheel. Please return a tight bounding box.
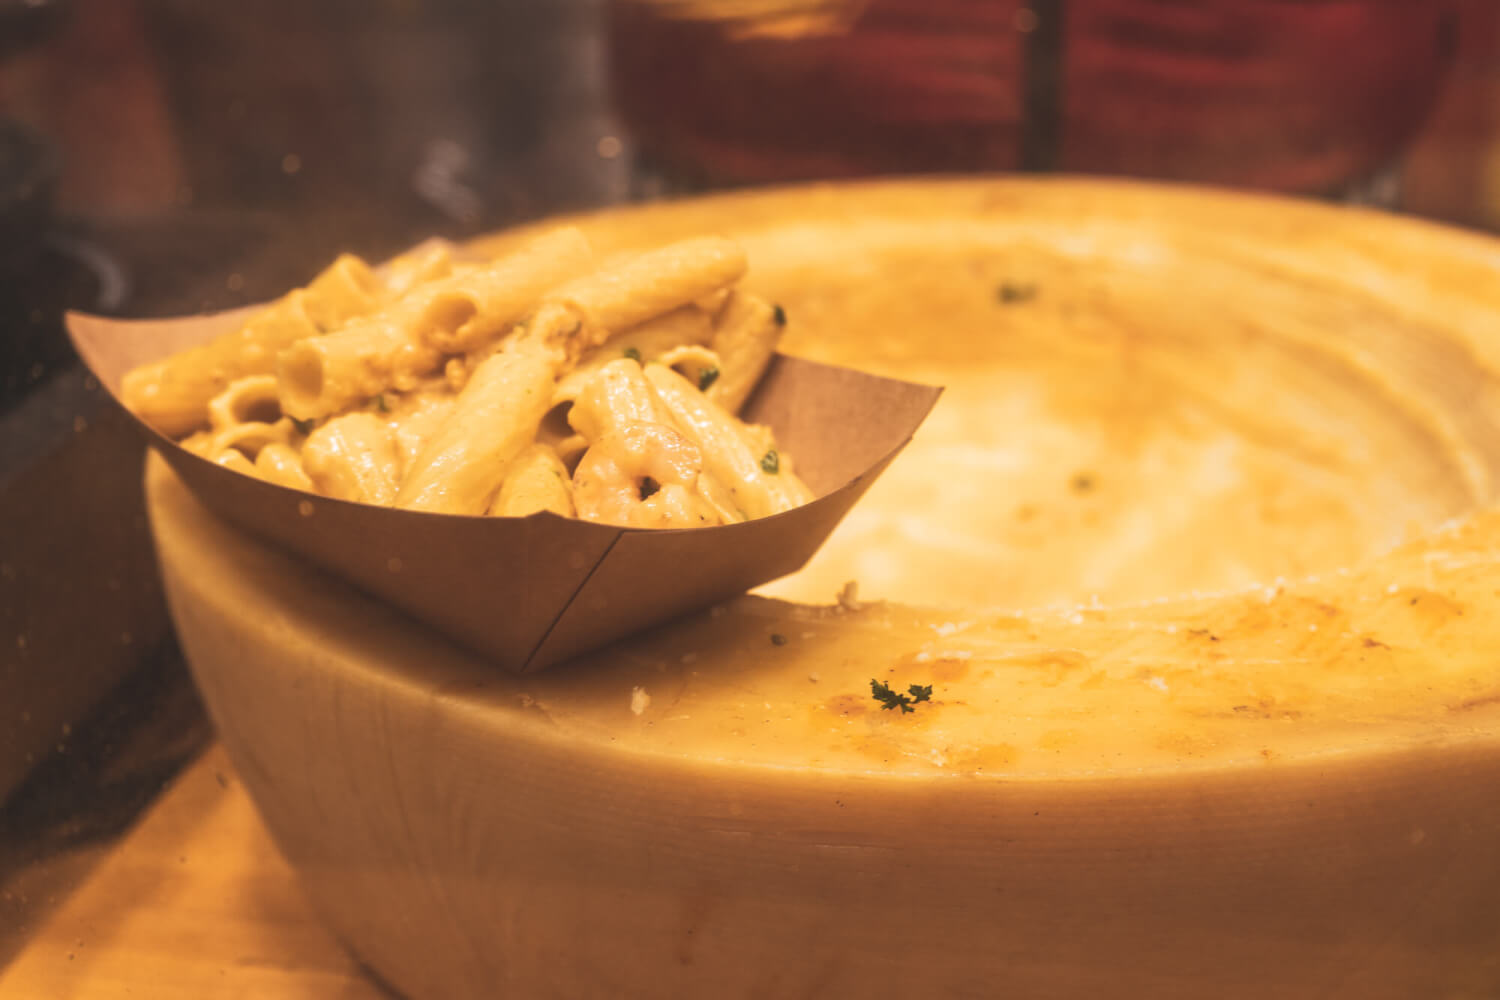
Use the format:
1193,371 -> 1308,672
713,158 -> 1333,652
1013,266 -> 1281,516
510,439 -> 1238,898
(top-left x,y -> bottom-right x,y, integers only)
151,179 -> 1500,999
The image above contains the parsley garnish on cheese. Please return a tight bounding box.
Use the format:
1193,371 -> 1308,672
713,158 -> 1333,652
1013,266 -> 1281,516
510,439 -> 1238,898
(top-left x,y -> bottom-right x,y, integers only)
870,679 -> 933,714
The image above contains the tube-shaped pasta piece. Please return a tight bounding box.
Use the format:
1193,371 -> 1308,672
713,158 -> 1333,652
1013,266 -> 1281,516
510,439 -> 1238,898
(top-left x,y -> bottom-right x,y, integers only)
378,238 -> 458,298
302,413 -> 402,505
547,236 -> 746,341
658,345 -> 721,390
695,470 -> 747,525
643,364 -> 813,519
488,443 -> 575,518
302,254 -> 387,328
179,430 -> 213,457
705,290 -> 784,413
208,375 -> 283,432
554,433 -> 588,470
535,405 -> 588,471
420,228 -> 593,354
278,230 -> 591,421
276,311 -> 441,421
566,358 -> 675,443
123,254 -> 381,436
395,343 -> 555,515
254,442 -> 315,492
213,450 -> 258,477
387,391 -> 458,481
202,374 -> 294,461
551,306 -> 713,407
571,422 -> 718,529
208,419 -> 293,461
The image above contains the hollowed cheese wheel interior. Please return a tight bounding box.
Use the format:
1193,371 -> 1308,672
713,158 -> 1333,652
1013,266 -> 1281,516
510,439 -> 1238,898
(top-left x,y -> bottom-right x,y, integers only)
151,179 -> 1500,999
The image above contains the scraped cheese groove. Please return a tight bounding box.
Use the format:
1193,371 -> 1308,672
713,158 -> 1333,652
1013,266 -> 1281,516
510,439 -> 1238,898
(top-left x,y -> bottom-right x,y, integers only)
147,181 -> 1500,998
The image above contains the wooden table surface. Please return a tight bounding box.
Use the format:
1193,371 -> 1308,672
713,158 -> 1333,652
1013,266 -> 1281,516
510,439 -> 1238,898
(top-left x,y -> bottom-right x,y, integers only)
0,744 -> 392,999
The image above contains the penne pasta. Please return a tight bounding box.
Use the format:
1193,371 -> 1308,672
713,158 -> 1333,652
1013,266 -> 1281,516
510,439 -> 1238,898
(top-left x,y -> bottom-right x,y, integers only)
566,358 -> 677,442
277,229 -> 595,421
207,419 -> 294,462
302,413 -> 403,505
254,442 -> 315,492
489,443 -> 575,518
564,358 -> 722,529
208,375 -> 282,432
571,421 -> 718,529
276,310 -> 440,421
694,467 -> 748,525
303,254 -> 389,326
386,389 -> 459,481
379,238 -> 460,298
212,449 -> 258,477
123,253 -> 382,437
395,341 -> 555,515
545,236 -> 746,344
552,305 -> 714,407
657,344 -> 721,390
706,289 -> 783,413
125,228 -> 807,527
199,376 -> 296,467
643,363 -> 812,519
420,227 -> 593,354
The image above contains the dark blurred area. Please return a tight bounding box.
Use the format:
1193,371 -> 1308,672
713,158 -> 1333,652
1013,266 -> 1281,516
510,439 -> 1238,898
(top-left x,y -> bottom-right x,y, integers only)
4,0 -> 1500,970
0,0 -> 628,959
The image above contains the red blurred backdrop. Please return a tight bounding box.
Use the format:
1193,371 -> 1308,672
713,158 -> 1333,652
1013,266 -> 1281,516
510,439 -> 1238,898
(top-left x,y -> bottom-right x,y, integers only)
4,0 -> 1500,229
610,0 -> 1462,194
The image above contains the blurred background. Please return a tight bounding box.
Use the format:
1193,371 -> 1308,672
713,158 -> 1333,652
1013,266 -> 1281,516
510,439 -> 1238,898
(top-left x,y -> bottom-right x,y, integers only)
3,0 -> 1500,976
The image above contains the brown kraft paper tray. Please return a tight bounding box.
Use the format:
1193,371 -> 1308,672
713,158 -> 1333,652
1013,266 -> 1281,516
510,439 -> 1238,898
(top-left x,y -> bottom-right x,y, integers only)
68,307 -> 942,672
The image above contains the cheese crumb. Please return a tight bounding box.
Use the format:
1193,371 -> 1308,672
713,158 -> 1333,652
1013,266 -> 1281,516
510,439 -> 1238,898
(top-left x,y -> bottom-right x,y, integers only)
837,580 -> 863,611
1145,676 -> 1169,693
630,687 -> 650,715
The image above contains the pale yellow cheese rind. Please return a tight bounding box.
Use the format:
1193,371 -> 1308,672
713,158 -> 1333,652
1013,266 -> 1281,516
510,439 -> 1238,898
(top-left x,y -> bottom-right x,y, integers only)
147,178 -> 1500,998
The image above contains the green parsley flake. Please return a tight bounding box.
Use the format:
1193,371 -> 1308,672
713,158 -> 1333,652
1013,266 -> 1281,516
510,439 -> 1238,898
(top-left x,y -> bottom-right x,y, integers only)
760,449 -> 779,474
623,346 -> 643,362
870,678 -> 934,714
697,366 -> 720,391
772,303 -> 787,326
997,282 -> 1038,305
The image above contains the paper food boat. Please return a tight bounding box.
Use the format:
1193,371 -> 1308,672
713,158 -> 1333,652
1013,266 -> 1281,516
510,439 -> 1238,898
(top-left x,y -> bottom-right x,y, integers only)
69,308 -> 941,672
